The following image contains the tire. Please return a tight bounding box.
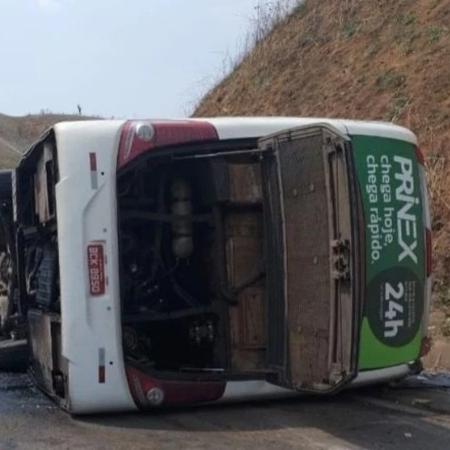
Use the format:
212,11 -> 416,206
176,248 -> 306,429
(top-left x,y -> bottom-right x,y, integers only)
0,339 -> 28,372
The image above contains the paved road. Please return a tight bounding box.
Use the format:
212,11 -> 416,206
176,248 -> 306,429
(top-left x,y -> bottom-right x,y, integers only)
1,373 -> 450,450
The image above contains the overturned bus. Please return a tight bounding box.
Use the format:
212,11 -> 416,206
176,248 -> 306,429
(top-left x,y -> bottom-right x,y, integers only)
0,117 -> 432,414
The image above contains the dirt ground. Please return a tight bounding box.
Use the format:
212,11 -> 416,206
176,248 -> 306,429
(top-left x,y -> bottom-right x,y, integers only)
1,372 -> 450,450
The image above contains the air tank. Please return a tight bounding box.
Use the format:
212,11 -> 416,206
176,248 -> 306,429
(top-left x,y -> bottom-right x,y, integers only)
170,178 -> 193,259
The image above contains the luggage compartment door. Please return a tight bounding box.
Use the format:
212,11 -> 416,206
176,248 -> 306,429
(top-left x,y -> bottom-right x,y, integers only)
261,125 -> 361,393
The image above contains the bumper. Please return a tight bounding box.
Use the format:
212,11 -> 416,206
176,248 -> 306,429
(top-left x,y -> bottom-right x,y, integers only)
349,363 -> 415,388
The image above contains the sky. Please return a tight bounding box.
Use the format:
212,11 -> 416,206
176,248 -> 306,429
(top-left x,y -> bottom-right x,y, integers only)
0,0 -> 262,118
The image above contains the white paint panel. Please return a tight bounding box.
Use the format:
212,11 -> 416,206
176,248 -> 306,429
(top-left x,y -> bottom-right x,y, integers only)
196,117 -> 417,145
54,120 -> 137,413
221,380 -> 297,402
219,364 -> 412,403
349,364 -> 412,387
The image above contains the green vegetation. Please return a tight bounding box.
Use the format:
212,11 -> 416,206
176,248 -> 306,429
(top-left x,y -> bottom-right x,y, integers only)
396,13 -> 417,26
376,70 -> 406,90
386,94 -> 410,121
427,25 -> 446,43
342,20 -> 360,38
393,13 -> 421,54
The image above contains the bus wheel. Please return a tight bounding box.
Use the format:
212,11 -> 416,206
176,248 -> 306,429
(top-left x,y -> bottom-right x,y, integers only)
0,339 -> 28,372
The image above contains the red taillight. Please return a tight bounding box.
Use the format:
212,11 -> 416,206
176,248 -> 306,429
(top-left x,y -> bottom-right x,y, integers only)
426,228 -> 432,277
126,366 -> 226,408
420,336 -> 432,357
415,147 -> 425,166
117,120 -> 219,169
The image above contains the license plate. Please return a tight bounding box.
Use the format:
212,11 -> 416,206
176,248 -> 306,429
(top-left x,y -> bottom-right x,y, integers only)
87,244 -> 106,296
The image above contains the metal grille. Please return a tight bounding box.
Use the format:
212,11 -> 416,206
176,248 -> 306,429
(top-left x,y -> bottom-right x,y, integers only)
279,134 -> 332,385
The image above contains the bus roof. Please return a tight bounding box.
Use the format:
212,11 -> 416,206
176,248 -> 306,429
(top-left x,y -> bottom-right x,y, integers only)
197,117 -> 417,145
25,117 -> 416,166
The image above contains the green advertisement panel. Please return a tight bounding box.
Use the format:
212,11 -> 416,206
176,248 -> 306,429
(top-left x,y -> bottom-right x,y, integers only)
351,135 -> 425,370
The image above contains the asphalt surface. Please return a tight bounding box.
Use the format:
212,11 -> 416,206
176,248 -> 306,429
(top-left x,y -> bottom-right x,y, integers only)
1,373 -> 450,450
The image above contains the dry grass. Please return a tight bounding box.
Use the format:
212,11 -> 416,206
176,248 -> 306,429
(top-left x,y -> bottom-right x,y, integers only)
195,0 -> 450,153
425,153 -> 450,365
427,156 -> 450,303
0,113 -> 96,168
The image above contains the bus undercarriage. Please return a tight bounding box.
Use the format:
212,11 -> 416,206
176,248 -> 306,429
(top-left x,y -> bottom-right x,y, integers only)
117,142 -> 269,377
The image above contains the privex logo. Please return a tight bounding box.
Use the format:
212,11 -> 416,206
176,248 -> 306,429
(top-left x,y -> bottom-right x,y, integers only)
87,244 -> 106,296
394,156 -> 419,264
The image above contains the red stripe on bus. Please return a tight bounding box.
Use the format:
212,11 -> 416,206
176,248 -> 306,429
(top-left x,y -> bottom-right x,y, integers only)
99,366 -> 105,384
426,228 -> 432,277
89,152 -> 97,171
117,120 -> 219,169
415,147 -> 425,166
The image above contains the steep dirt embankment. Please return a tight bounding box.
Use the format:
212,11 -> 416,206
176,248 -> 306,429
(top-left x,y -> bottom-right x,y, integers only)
195,0 -> 450,369
0,113 -> 93,168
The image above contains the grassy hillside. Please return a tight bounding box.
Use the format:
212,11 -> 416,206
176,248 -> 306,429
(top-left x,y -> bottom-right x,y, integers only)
196,0 -> 449,150
195,0 -> 450,369
0,113 -> 94,168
